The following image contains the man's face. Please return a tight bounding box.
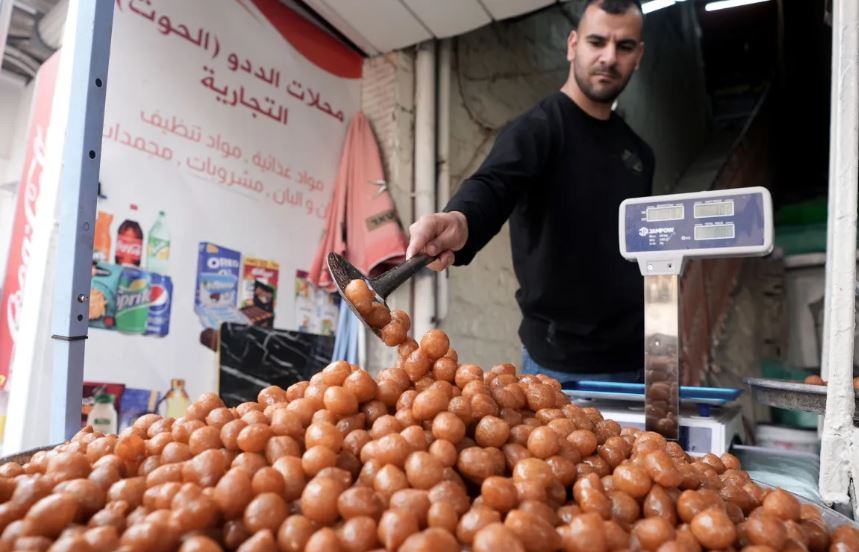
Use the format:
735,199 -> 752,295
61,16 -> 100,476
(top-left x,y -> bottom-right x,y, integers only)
567,3 -> 644,104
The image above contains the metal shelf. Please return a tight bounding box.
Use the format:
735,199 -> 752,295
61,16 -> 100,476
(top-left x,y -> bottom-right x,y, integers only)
745,377 -> 859,421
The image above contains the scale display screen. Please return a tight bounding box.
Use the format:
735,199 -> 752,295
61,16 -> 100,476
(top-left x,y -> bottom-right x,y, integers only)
646,205 -> 684,222
694,223 -> 735,240
619,187 -> 772,258
694,200 -> 734,218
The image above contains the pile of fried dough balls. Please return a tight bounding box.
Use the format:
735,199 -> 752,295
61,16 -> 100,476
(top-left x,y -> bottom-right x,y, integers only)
0,285 -> 857,551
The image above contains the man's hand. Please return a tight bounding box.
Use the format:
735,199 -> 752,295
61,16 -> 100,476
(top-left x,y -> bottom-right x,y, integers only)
406,211 -> 468,271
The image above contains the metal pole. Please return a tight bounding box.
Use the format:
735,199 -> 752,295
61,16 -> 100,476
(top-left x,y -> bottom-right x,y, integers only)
413,40 -> 437,339
49,0 -> 113,442
643,274 -> 681,440
819,0 -> 858,516
436,38 -> 451,324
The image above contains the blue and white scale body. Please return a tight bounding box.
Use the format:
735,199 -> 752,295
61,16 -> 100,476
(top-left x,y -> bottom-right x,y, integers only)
617,186 -> 773,440
620,186 -> 774,275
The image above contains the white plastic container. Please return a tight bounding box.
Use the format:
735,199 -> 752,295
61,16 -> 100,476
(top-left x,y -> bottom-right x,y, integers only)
755,423 -> 820,454
87,393 -> 117,434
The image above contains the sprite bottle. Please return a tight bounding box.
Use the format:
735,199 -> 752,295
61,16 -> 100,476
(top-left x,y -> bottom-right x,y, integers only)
115,267 -> 151,334
146,211 -> 170,275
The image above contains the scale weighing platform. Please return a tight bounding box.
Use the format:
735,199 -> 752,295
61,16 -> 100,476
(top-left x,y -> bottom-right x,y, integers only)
563,381 -> 745,455
561,186 -> 773,454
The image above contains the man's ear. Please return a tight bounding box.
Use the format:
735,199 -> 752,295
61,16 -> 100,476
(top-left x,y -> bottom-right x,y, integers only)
567,30 -> 577,62
634,41 -> 645,71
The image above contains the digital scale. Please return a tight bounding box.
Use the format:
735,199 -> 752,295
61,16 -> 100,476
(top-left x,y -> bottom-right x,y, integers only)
564,186 -> 773,455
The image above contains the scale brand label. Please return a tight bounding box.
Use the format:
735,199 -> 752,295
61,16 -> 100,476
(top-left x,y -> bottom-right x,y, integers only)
639,227 -> 675,236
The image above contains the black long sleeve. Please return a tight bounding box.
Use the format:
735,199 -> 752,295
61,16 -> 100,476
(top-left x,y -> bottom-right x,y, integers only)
445,92 -> 655,374
445,109 -> 554,265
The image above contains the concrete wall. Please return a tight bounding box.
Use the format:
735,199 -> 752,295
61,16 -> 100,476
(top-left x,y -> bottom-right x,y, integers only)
438,7 -> 573,368
358,3 -> 712,371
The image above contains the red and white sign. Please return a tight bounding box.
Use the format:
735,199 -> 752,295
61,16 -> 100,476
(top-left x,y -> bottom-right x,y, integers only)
0,54 -> 60,390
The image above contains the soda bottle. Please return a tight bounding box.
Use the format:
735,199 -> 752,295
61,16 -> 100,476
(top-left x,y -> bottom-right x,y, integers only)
164,379 -> 190,419
115,267 -> 150,334
146,211 -> 170,274
115,205 -> 143,266
92,211 -> 113,263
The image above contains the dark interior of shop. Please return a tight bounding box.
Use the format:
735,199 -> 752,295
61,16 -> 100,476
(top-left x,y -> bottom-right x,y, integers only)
696,0 -> 832,206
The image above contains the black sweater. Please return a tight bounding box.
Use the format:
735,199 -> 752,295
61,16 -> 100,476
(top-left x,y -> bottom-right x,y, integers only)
446,92 -> 654,373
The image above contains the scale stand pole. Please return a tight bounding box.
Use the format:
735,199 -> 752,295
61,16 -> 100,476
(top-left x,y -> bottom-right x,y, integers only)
644,272 -> 681,440
622,187 -> 773,441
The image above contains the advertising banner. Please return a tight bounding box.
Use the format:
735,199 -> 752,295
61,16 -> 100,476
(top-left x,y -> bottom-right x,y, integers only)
83,0 -> 361,400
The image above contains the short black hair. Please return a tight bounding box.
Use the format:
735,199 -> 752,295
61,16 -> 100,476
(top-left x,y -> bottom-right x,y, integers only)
580,0 -> 643,17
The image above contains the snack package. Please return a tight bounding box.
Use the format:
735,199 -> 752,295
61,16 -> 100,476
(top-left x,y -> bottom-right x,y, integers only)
240,257 -> 279,315
195,242 -> 241,312
88,262 -> 123,329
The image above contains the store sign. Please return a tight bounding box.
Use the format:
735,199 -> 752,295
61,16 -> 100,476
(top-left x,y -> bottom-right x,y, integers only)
82,0 -> 362,400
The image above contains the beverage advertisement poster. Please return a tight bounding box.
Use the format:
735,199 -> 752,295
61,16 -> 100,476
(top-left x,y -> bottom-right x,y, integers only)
82,0 -> 362,401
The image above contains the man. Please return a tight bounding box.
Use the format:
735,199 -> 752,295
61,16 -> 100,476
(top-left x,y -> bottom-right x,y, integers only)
406,0 -> 653,383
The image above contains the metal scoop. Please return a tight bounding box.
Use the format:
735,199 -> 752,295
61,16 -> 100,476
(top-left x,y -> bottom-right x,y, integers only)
327,251 -> 436,338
